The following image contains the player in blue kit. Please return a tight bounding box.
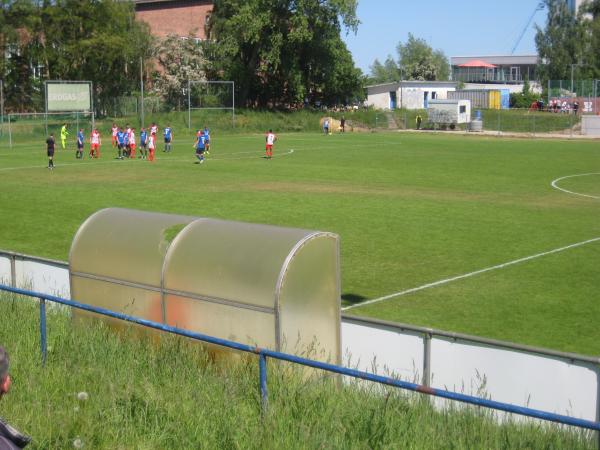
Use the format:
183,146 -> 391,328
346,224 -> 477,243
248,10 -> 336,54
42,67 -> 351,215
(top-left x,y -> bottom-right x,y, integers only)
116,128 -> 126,159
123,126 -> 131,158
203,126 -> 210,154
140,127 -> 148,160
163,125 -> 173,152
76,128 -> 84,159
194,130 -> 206,164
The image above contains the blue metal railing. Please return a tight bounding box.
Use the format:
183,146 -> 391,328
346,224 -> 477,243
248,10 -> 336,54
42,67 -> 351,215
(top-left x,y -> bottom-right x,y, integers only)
1,283 -> 600,433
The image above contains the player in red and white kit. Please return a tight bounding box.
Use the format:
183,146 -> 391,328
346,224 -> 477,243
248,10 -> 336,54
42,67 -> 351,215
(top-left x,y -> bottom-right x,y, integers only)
111,123 -> 118,148
148,133 -> 156,162
90,128 -> 101,158
129,128 -> 137,159
265,129 -> 276,159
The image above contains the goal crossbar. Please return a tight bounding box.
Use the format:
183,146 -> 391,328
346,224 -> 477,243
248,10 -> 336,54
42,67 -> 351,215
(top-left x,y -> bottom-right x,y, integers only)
187,80 -> 235,128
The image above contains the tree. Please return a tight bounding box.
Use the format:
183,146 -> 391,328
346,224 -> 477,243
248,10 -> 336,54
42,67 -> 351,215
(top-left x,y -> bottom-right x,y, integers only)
1,0 -> 154,112
582,0 -> 600,79
153,34 -> 206,109
396,33 -> 449,81
204,0 -> 361,108
368,55 -> 399,84
535,0 -> 586,84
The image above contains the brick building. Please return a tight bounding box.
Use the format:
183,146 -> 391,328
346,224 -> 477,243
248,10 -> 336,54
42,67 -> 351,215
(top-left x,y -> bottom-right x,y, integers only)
134,0 -> 213,39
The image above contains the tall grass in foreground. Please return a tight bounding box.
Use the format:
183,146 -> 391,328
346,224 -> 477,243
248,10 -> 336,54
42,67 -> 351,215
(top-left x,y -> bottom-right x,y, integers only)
0,293 -> 594,449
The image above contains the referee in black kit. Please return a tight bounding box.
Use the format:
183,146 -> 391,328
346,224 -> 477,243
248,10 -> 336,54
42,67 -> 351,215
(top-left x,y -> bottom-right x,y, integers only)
46,133 -> 55,170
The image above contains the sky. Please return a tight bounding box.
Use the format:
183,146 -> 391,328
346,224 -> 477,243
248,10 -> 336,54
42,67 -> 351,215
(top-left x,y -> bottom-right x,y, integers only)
342,0 -> 547,74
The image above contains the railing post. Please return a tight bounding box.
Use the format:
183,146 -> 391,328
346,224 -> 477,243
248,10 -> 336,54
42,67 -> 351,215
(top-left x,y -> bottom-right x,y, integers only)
496,111 -> 500,136
9,255 -> 16,288
259,352 -> 268,413
423,333 -> 432,387
39,297 -> 47,367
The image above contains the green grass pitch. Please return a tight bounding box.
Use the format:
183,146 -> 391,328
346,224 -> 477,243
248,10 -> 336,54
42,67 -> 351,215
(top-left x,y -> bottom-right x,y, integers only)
0,129 -> 599,355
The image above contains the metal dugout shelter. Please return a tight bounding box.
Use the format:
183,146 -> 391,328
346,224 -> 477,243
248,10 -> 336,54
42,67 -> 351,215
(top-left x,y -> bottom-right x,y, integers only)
69,208 -> 341,363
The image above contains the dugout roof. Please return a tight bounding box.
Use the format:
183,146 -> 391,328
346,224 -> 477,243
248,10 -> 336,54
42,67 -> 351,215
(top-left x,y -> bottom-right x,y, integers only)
69,208 -> 341,363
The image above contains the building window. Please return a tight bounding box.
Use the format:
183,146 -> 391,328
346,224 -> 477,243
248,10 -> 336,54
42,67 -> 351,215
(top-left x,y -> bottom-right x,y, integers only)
459,105 -> 466,113
510,66 -> 521,81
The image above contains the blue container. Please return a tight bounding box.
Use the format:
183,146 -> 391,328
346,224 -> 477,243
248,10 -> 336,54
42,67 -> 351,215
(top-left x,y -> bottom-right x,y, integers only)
500,89 -> 510,109
475,110 -> 482,120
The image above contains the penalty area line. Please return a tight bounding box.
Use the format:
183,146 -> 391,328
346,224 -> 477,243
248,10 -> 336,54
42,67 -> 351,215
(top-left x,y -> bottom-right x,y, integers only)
342,236 -> 600,311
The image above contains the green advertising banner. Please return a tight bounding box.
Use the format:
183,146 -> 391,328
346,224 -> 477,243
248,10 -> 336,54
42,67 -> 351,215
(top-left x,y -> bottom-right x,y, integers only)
46,82 -> 91,111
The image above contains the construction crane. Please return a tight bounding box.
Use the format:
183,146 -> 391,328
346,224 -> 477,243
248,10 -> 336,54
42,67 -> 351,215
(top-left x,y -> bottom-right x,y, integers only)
511,2 -> 545,54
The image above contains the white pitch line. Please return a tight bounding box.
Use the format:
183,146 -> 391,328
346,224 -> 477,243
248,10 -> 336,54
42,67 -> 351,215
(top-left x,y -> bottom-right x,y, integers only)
342,236 -> 600,311
551,173 -> 600,200
0,149 -> 296,172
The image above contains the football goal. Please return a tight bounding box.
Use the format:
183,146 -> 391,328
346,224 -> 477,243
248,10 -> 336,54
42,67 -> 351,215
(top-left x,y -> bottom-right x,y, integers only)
187,80 -> 235,129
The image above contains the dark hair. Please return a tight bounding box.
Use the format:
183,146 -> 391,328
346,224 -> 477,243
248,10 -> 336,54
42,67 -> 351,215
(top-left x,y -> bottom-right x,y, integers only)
0,346 -> 8,382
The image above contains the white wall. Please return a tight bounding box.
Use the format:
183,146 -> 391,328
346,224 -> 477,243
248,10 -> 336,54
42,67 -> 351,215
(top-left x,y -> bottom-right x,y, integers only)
0,253 -> 70,298
341,320 -> 599,423
430,338 -> 598,421
369,91 -> 393,110
582,116 -> 600,136
342,321 -> 424,382
15,260 -> 70,298
0,256 -> 11,285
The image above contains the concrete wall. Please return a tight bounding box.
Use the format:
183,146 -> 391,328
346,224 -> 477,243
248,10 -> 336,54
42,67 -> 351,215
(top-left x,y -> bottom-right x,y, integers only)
367,82 -> 458,110
582,115 -> 600,136
342,318 -> 599,424
368,90 -> 393,110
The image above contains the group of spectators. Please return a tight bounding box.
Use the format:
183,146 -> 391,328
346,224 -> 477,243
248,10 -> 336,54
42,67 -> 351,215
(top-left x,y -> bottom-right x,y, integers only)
530,99 -> 580,114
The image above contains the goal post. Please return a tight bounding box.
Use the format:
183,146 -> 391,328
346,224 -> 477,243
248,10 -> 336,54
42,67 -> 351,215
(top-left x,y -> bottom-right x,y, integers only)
187,80 -> 235,129
7,111 -> 95,149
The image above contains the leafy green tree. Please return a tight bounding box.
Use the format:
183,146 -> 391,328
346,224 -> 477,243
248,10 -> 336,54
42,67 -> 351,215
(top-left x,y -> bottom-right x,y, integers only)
368,55 -> 399,84
581,0 -> 600,78
396,33 -> 449,81
535,0 -> 586,84
1,0 -> 153,113
432,49 -> 450,81
204,0 -> 361,107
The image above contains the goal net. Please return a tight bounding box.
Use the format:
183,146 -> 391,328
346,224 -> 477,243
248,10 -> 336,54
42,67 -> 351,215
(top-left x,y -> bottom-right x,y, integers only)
6,111 -> 95,150
187,81 -> 235,129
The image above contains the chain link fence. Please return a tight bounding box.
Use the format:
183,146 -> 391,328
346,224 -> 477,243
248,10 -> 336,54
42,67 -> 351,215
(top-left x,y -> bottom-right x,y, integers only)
548,79 -> 600,115
392,108 -> 581,136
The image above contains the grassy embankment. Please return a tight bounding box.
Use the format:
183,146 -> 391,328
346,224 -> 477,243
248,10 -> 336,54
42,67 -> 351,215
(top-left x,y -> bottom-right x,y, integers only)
0,293 -> 594,449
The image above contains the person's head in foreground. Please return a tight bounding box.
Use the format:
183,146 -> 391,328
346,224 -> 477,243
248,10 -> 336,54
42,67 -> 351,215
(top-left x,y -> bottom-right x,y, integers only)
0,346 -> 10,398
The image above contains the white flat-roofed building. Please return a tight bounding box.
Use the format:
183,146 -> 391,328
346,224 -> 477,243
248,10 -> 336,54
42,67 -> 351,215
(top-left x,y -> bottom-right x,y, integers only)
366,80 -> 458,110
